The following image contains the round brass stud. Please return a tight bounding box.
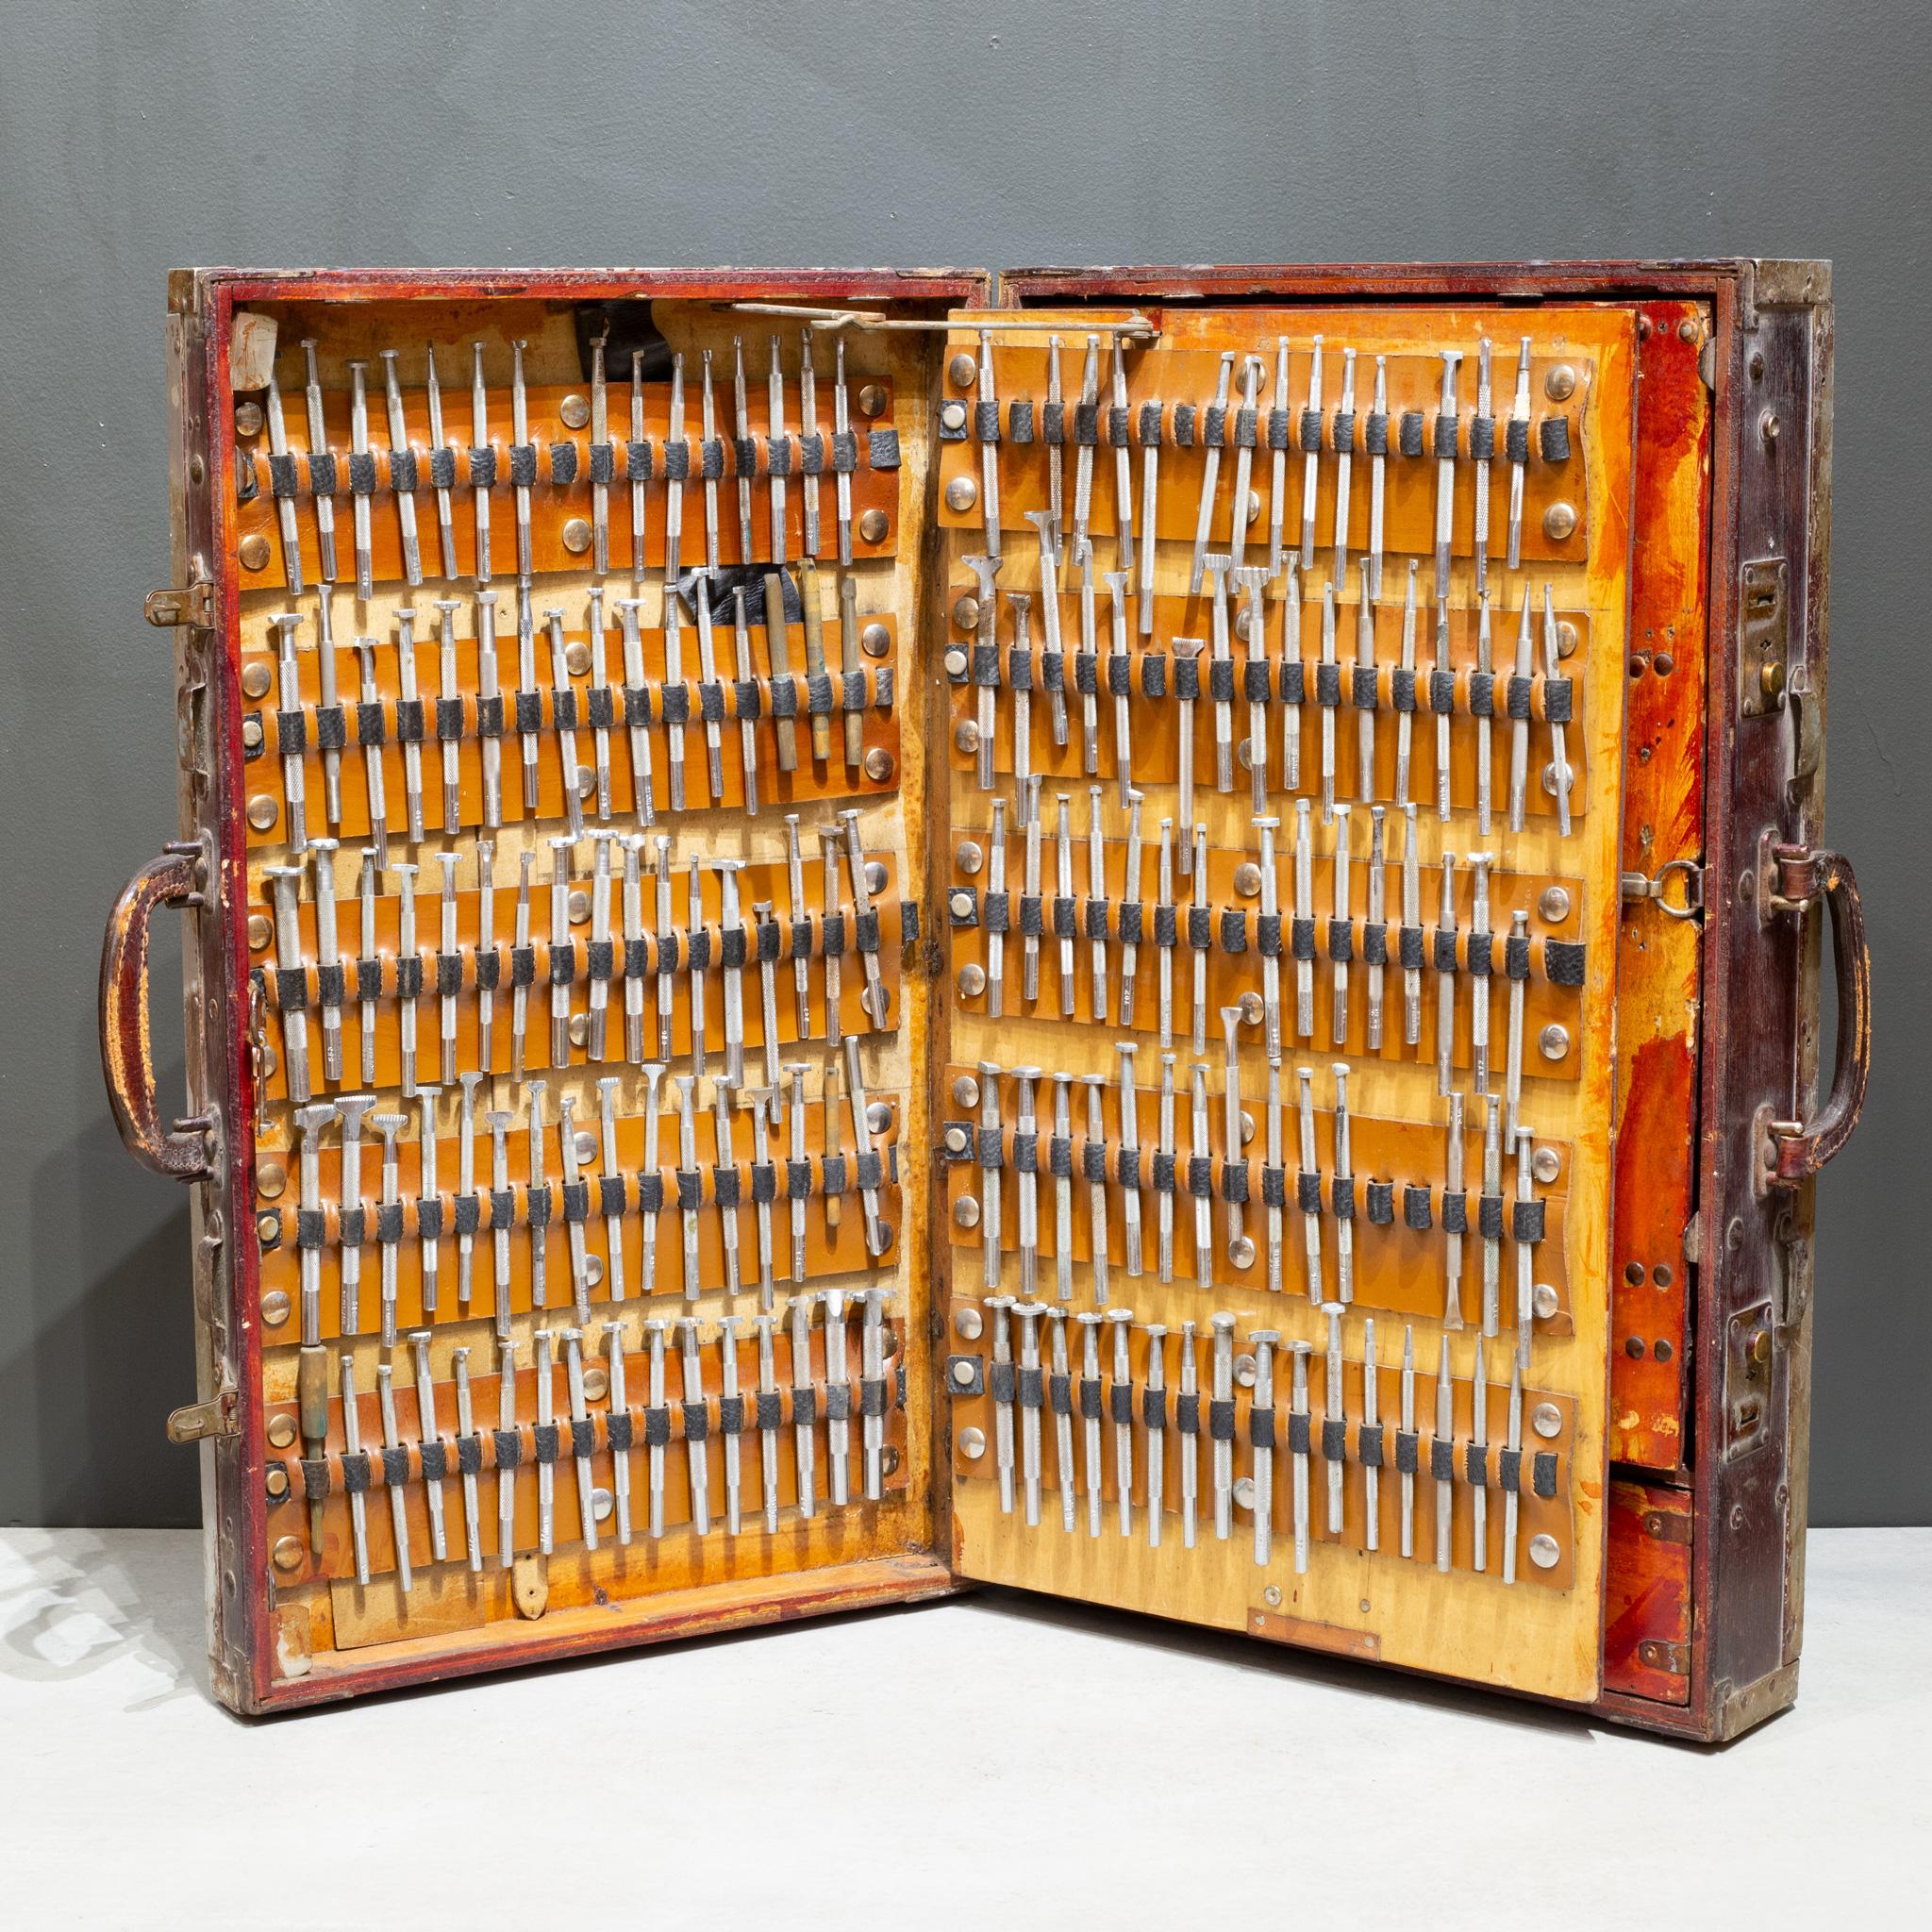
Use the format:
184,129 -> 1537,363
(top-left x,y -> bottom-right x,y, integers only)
858,508 -> 890,544
942,475 -> 977,514
1539,1023 -> 1571,1061
239,532 -> 272,573
948,890 -> 977,922
568,888 -> 591,924
942,1124 -> 971,1158
952,594 -> 980,632
1232,1476 -> 1257,1510
1538,885 -> 1572,924
860,622 -> 891,659
858,385 -> 887,418
256,1209 -> 282,1247
568,1013 -> 590,1047
1543,501 -> 1578,542
234,400 -> 265,438
559,392 -> 591,430
248,912 -> 274,951
1555,620 -> 1579,659
575,1130 -> 597,1165
582,1364 -> 609,1403
948,353 -> 976,389
940,400 -> 968,434
585,1255 -> 604,1289
1528,1533 -> 1561,1570
241,660 -> 274,700
267,1414 -> 298,1449
564,640 -> 591,677
1532,1145 -> 1561,1184
958,1426 -> 986,1460
1532,1402 -> 1562,1440
862,747 -> 895,783
561,516 -> 592,555
951,1355 -> 979,1387
955,841 -> 984,876
953,1195 -> 980,1230
1233,862 -> 1261,899
246,793 -> 279,831
958,963 -> 986,999
952,1074 -> 981,1110
1544,364 -> 1577,402
1533,1281 -> 1560,1320
955,1305 -> 983,1341
271,1536 -> 305,1574
260,1290 -> 291,1329
241,716 -> 265,754
954,720 -> 980,756
257,1160 -> 288,1200
265,1465 -> 290,1500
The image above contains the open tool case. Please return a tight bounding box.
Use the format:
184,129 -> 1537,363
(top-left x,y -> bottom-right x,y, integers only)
102,261 -> 1867,1739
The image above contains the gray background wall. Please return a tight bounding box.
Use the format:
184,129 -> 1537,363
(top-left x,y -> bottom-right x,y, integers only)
1,1 -> 1924,1527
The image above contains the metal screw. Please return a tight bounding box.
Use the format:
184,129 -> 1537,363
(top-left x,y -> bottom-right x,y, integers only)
956,841 -> 984,876
948,353 -> 976,389
1538,885 -> 1572,923
559,392 -> 591,430
246,794 -> 278,831
247,912 -> 274,950
1678,319 -> 1699,343
953,1074 -> 981,1109
943,476 -> 977,513
863,747 -> 895,783
256,1160 -> 287,1199
260,1290 -> 291,1327
1527,1534 -> 1560,1570
267,1413 -> 298,1449
271,1536 -> 305,1574
940,400 -> 968,433
959,1426 -> 987,1459
858,508 -> 890,543
1544,365 -> 1576,402
1543,501 -> 1577,541
1531,1402 -> 1561,1439
241,660 -> 273,699
1532,1145 -> 1560,1184
1233,861 -> 1261,898
954,1196 -> 981,1229
561,516 -> 592,555
1539,1023 -> 1570,1061
239,532 -> 271,572
952,594 -> 981,631
958,963 -> 986,998
235,399 -> 265,438
860,622 -> 891,658
858,384 -> 887,419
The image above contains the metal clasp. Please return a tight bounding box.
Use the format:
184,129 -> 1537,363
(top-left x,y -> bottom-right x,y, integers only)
166,1387 -> 238,1443
1621,858 -> 1704,920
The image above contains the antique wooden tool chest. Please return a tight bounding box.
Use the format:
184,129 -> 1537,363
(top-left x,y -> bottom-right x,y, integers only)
101,259 -> 1866,1740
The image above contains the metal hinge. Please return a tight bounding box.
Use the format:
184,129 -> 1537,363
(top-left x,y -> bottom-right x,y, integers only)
1621,858 -> 1704,920
167,1387 -> 239,1443
146,567 -> 214,630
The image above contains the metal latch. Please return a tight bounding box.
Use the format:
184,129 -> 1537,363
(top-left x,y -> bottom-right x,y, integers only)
1621,858 -> 1704,920
167,1387 -> 239,1442
1739,556 -> 1790,718
146,574 -> 214,629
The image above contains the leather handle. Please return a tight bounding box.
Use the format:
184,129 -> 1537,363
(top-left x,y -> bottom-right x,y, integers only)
99,841 -> 215,1182
1772,846 -> 1870,1186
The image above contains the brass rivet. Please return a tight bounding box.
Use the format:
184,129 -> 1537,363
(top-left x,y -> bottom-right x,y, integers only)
948,890 -> 976,921
958,962 -> 986,999
1539,1023 -> 1570,1061
862,747 -> 895,783
858,508 -> 890,545
1238,991 -> 1263,1028
1533,1281 -> 1559,1319
265,1465 -> 290,1499
558,393 -> 591,430
1538,885 -> 1572,923
942,475 -> 977,514
561,516 -> 592,555
1556,620 -> 1579,659
954,719 -> 980,756
942,1125 -> 970,1158
951,594 -> 980,631
1532,1402 -> 1562,1439
940,400 -> 968,434
1528,1533 -> 1560,1570
189,453 -> 206,487
256,1209 -> 282,1247
1541,760 -> 1574,800
956,841 -> 984,876
943,647 -> 970,680
582,1364 -> 609,1402
1532,1145 -> 1560,1184
568,1013 -> 590,1047
860,622 -> 891,658
952,1074 -> 981,1110
564,640 -> 591,676
1653,1263 -> 1674,1289
948,353 -> 976,389
1544,365 -> 1577,402
242,716 -> 265,753
1543,501 -> 1577,541
568,888 -> 591,924
234,400 -> 265,438
257,1160 -> 287,1199
1233,862 -> 1261,898
951,1355 -> 979,1387
239,532 -> 271,572
953,1195 -> 980,1229
955,1305 -> 983,1341
1678,319 -> 1699,343
261,1290 -> 291,1328
267,1414 -> 298,1449
246,793 -> 279,831
858,384 -> 887,419
248,912 -> 274,951
241,660 -> 273,700
958,1425 -> 986,1460
271,1536 -> 304,1574
867,1101 -> 893,1137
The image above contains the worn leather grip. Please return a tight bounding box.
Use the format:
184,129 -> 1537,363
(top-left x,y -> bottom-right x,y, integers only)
100,841 -> 213,1181
1772,846 -> 1870,1185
